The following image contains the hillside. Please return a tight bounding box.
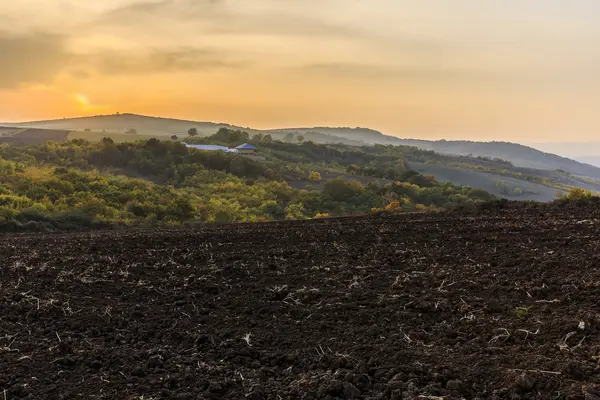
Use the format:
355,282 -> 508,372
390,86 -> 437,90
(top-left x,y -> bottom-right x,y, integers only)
395,139 -> 600,179
3,114 -> 240,137
273,126 -> 600,178
4,113 -> 600,181
576,156 -> 600,168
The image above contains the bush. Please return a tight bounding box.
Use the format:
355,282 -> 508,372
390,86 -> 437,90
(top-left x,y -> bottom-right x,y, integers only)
314,213 -> 329,219
566,188 -> 594,201
308,171 -> 322,182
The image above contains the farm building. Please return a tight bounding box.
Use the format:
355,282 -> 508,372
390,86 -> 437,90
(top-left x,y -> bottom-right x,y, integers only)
182,142 -> 265,160
183,144 -> 234,152
183,143 -> 258,155
235,143 -> 257,155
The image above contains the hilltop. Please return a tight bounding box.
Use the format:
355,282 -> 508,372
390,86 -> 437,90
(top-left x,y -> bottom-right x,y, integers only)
2,113 -> 239,137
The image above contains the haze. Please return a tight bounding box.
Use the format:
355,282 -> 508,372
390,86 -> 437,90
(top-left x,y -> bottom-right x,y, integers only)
1,0 -> 600,142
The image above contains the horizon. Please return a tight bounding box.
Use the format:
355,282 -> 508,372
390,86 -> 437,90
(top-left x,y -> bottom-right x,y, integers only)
2,1 -> 600,142
5,112 -> 600,153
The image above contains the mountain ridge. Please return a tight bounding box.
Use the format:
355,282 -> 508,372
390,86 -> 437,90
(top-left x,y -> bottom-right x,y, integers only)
3,113 -> 600,178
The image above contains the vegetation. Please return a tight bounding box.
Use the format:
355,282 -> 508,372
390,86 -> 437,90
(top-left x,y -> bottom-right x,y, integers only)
308,171 -> 322,182
0,133 -> 501,231
564,188 -> 594,201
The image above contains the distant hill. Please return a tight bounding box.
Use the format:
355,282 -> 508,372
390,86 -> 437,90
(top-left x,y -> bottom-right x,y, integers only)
273,127 -> 600,179
392,139 -> 600,179
4,113 -> 600,178
2,114 -> 241,137
269,127 -> 382,142
576,156 -> 600,168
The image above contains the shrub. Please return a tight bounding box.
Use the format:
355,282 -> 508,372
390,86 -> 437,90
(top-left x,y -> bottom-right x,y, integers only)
308,171 -> 322,182
566,188 -> 593,201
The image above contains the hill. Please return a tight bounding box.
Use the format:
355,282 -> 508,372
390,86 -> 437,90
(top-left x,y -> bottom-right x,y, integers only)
3,113 -> 240,137
4,113 -> 600,185
272,126 -> 600,178
3,203 -> 600,398
576,156 -> 600,168
394,139 -> 600,179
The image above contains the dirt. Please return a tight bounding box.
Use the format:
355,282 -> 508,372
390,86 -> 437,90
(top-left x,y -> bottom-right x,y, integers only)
3,206 -> 600,399
0,129 -> 70,145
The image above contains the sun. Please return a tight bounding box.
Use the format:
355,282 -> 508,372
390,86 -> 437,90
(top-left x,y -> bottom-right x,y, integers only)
75,94 -> 89,106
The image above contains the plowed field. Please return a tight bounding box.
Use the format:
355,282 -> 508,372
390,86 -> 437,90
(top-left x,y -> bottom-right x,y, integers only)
0,129 -> 69,145
2,206 -> 600,399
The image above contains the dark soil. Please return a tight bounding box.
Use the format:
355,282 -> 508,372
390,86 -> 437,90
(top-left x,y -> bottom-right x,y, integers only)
0,129 -> 69,145
3,206 -> 600,399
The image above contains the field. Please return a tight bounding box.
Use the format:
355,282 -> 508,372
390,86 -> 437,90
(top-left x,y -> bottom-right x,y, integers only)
68,131 -> 160,143
0,127 -> 22,137
3,205 -> 600,399
408,162 -> 563,201
0,129 -> 69,145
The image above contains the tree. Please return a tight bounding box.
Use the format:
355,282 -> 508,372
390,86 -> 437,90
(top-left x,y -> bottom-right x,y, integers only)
495,180 -> 509,195
323,178 -> 364,202
188,128 -> 199,137
308,171 -> 322,182
297,135 -> 305,143
210,128 -> 249,144
171,135 -> 178,140
346,164 -> 361,175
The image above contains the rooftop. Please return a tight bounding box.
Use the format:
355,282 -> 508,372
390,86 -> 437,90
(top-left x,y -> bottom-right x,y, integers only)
235,143 -> 257,150
183,144 -> 230,151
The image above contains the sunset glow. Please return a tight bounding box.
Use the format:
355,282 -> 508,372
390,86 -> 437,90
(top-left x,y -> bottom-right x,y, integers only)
1,1 -> 600,142
75,94 -> 89,106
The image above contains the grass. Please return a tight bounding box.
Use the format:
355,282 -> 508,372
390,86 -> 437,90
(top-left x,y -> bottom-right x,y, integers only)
68,131 -> 162,143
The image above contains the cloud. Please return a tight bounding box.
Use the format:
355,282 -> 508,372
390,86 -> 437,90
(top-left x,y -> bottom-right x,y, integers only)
0,32 -> 72,89
299,62 -> 476,82
101,0 -> 404,42
93,47 -> 241,75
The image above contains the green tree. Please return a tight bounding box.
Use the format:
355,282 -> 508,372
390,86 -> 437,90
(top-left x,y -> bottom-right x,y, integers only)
346,164 -> 361,175
323,178 -> 364,202
261,200 -> 285,220
171,135 -> 178,140
297,135 -> 305,143
495,180 -> 509,194
188,128 -> 199,137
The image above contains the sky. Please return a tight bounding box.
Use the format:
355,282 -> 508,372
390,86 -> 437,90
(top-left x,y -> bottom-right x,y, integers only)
1,0 -> 600,142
